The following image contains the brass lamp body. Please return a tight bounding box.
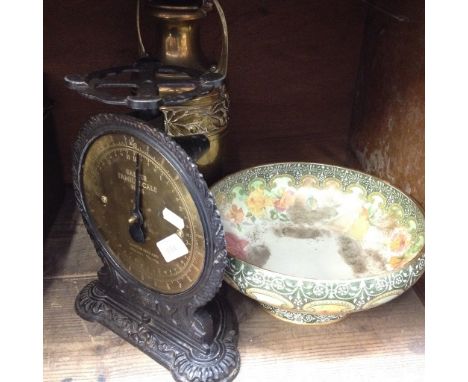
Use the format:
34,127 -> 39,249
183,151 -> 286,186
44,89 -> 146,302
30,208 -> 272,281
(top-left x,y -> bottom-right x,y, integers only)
149,1 -> 229,184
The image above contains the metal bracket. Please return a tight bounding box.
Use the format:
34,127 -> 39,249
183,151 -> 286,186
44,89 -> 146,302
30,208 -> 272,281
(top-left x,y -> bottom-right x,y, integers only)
65,57 -> 225,111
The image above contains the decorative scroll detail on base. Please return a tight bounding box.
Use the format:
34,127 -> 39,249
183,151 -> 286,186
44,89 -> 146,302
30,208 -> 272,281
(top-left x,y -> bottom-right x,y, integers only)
76,280 -> 240,382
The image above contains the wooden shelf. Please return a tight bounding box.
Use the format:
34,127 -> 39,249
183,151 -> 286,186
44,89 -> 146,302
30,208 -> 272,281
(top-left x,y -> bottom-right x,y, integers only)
44,190 -> 424,382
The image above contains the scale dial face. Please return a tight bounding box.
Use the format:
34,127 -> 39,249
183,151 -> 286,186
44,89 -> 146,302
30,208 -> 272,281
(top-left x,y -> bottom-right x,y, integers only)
81,132 -> 206,294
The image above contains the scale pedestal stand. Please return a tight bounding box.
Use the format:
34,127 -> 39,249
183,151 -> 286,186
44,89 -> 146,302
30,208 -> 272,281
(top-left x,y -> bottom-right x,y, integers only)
66,30 -> 240,380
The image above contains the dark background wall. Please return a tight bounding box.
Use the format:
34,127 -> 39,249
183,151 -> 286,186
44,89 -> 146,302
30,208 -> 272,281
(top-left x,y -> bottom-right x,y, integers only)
350,0 -> 424,208
44,0 -> 367,183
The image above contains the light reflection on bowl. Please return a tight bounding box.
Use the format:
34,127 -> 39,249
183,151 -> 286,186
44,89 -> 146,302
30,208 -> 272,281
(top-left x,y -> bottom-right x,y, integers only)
211,162 -> 425,325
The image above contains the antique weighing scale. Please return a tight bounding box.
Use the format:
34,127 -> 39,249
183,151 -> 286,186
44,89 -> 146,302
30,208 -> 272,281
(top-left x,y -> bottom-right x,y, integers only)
65,1 -> 240,381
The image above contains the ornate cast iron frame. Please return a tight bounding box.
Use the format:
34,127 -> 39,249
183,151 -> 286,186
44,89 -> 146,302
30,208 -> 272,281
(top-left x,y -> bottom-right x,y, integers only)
73,114 -> 240,382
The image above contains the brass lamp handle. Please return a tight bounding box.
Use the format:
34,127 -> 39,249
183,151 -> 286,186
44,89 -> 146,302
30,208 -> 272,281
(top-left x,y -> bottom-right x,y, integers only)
211,0 -> 228,77
137,0 -> 147,57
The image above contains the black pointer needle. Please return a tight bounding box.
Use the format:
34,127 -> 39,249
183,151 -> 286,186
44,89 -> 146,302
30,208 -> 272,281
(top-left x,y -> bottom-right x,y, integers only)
129,154 -> 145,243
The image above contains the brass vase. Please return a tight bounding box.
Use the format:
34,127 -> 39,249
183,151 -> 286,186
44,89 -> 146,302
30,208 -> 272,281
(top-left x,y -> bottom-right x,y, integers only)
148,0 -> 229,184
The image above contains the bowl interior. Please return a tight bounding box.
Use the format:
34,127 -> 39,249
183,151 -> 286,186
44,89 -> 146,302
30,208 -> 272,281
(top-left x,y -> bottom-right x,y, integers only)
212,163 -> 425,280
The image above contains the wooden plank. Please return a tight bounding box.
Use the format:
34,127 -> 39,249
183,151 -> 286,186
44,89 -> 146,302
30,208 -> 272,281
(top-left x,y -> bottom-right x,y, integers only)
44,275 -> 424,382
44,183 -> 424,381
44,188 -> 102,279
230,287 -> 424,381
44,277 -> 169,382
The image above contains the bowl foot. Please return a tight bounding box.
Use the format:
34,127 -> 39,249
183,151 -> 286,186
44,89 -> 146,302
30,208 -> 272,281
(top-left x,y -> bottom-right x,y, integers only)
261,304 -> 346,325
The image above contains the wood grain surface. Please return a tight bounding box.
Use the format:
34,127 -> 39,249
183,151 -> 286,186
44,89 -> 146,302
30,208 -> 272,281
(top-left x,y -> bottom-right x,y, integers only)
44,190 -> 425,382
349,0 -> 425,301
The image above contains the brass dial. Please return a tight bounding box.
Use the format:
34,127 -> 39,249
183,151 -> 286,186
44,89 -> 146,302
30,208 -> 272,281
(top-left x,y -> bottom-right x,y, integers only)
82,132 -> 205,294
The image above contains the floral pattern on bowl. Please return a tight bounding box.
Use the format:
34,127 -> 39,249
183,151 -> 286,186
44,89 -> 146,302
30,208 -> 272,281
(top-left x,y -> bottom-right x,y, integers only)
212,162 -> 425,325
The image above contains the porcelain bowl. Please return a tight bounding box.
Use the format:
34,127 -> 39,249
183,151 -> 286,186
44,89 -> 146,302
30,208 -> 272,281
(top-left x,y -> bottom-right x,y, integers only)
211,163 -> 425,325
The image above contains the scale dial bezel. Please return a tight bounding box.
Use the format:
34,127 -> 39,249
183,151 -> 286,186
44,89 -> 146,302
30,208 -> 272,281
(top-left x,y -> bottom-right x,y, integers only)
72,113 -> 227,308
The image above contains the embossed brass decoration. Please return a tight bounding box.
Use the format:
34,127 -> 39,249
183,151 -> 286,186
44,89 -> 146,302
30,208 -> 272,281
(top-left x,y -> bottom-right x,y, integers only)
150,0 -> 230,183
160,86 -> 229,136
161,85 -> 229,182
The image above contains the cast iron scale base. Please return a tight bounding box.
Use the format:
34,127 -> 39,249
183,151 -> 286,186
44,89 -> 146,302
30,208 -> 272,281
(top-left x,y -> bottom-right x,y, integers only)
76,280 -> 239,381
66,43 -> 240,381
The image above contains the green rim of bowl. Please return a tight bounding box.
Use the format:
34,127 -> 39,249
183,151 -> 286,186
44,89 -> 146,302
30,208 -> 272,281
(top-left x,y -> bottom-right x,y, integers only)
211,162 -> 425,284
